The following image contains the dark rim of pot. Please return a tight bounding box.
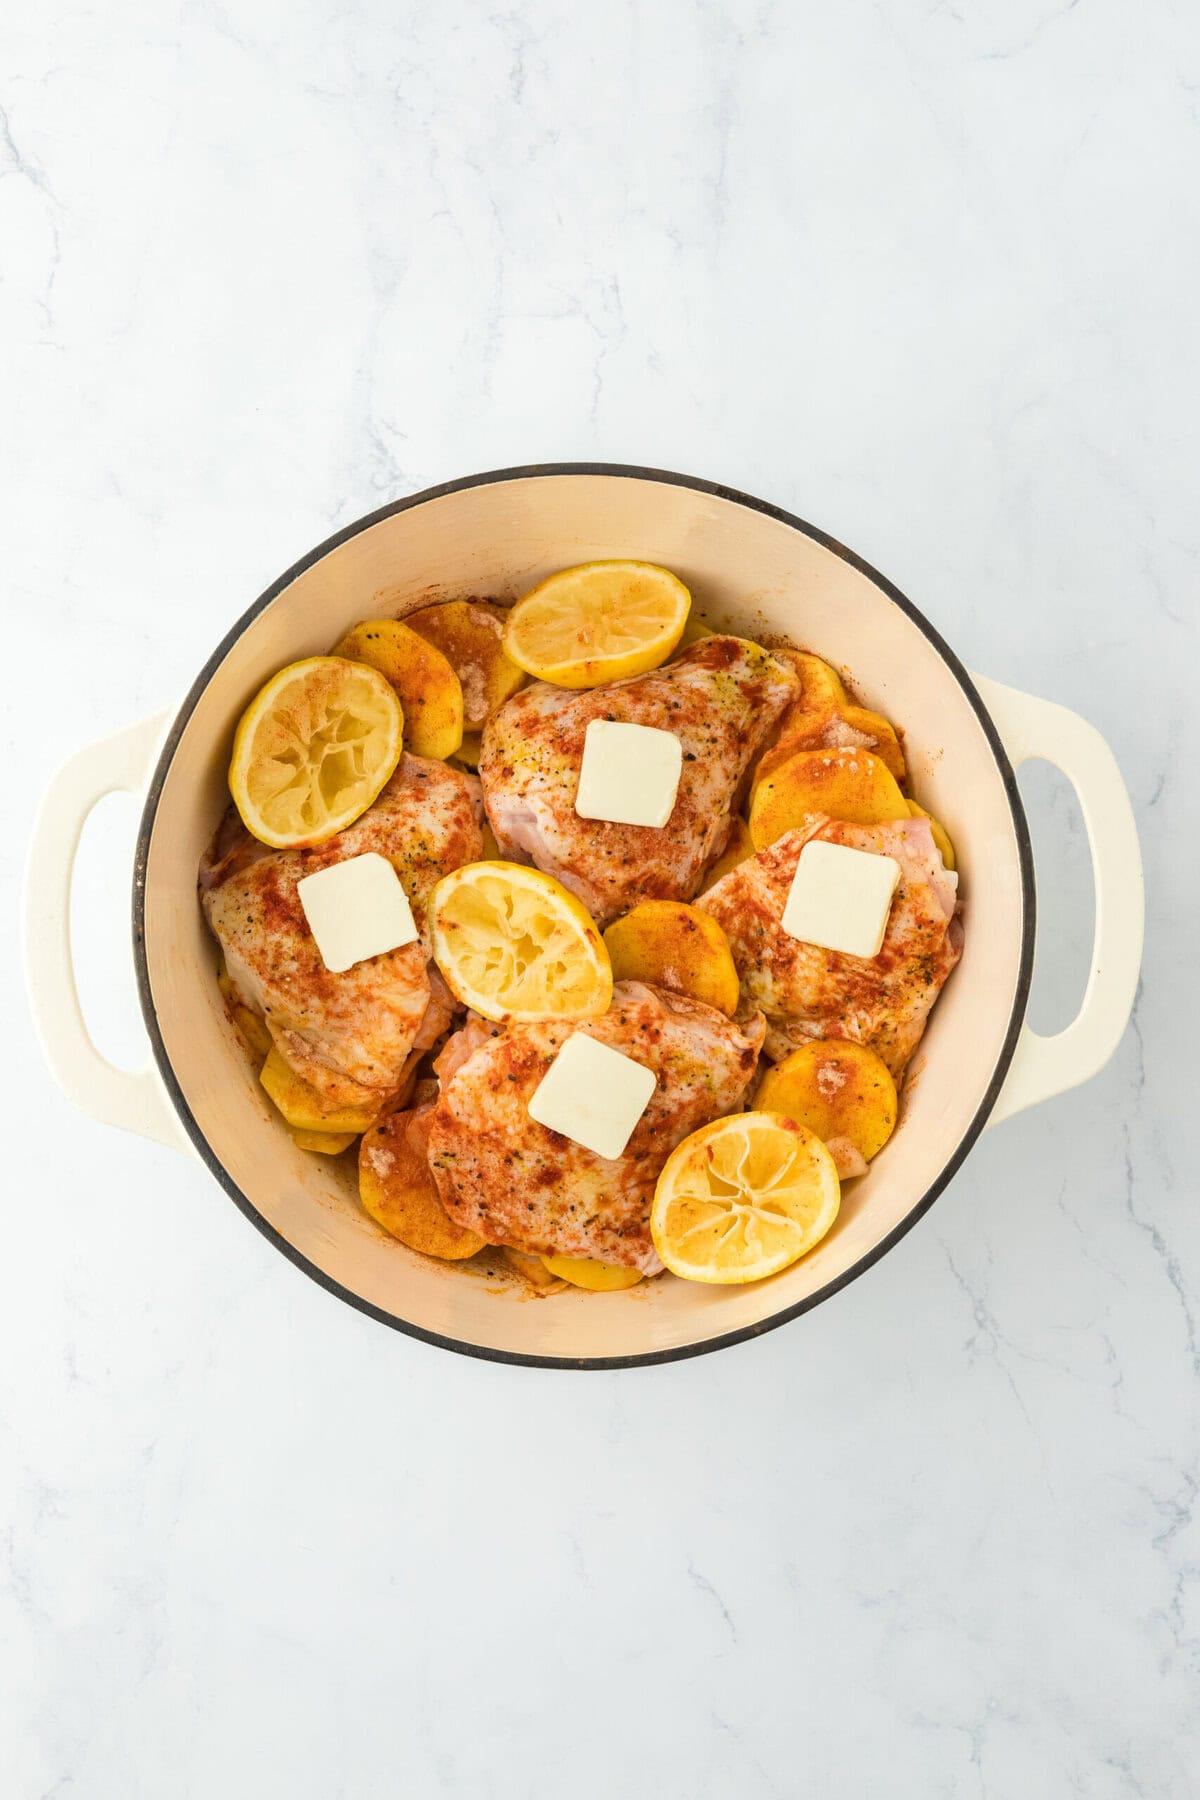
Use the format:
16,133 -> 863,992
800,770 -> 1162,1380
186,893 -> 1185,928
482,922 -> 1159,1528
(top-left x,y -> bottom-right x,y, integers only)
132,462 -> 1036,1371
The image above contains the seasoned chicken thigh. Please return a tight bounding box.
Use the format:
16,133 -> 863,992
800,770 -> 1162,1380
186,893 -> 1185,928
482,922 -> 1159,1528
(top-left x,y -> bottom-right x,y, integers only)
427,981 -> 766,1271
479,637 -> 799,927
202,755 -> 483,1107
696,814 -> 961,1077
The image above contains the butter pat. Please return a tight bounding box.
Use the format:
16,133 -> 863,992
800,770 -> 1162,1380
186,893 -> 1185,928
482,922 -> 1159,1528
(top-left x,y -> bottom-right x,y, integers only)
297,852 -> 418,973
782,839 -> 901,959
574,719 -> 683,828
527,1031 -> 657,1160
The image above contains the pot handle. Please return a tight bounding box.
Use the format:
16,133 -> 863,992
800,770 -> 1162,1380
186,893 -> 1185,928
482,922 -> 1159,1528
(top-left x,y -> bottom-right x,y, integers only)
970,673 -> 1143,1127
24,710 -> 191,1152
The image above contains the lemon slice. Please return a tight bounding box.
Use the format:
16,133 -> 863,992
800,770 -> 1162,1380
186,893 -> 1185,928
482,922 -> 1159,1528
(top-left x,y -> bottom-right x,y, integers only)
428,861 -> 612,1023
651,1111 -> 840,1284
229,657 -> 404,848
503,561 -> 691,688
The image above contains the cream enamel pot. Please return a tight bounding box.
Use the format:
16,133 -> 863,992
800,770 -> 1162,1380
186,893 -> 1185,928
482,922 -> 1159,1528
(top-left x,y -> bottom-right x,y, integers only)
25,466 -> 1144,1368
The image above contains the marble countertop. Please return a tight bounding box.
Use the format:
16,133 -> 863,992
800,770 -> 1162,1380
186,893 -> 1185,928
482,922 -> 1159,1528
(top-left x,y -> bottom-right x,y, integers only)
4,2 -> 1196,1793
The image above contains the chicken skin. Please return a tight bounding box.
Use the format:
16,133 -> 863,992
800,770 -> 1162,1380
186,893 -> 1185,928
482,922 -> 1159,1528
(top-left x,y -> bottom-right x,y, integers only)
426,981 -> 766,1271
201,755 -> 483,1108
479,636 -> 799,927
696,815 -> 961,1077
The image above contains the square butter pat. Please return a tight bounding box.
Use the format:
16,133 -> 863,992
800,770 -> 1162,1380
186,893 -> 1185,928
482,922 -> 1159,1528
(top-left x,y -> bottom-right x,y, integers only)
296,852 -> 418,973
527,1031 -> 657,1161
574,719 -> 683,828
782,839 -> 901,959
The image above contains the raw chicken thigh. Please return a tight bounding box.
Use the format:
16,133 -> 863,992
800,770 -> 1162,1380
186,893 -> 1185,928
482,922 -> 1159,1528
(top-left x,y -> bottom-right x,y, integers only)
202,755 -> 482,1108
696,814 -> 962,1077
479,636 -> 799,927
427,981 -> 766,1270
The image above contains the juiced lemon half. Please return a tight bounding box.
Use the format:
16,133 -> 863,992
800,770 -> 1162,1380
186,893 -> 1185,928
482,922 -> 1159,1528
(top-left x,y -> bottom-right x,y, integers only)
503,560 -> 691,688
428,861 -> 612,1023
229,656 -> 403,848
651,1111 -> 840,1284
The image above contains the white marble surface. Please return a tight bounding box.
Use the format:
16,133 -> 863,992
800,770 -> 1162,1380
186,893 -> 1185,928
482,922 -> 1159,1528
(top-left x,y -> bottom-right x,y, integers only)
3,1 -> 1197,1793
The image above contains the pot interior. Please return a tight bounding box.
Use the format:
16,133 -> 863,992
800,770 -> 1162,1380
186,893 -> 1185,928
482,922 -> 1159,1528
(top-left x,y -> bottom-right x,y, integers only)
141,471 -> 1028,1364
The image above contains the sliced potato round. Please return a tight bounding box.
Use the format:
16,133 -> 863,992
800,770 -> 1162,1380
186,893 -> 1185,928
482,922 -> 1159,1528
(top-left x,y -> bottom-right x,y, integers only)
232,1003 -> 272,1063
704,816 -> 754,888
217,968 -> 272,1062
840,705 -> 905,780
502,1247 -> 565,1290
907,799 -> 956,871
540,1255 -> 643,1291
748,747 -> 907,850
758,648 -> 906,787
756,1040 -> 897,1163
757,701 -> 906,787
291,1127 -> 358,1155
453,729 -> 483,771
603,901 -> 740,1017
260,1045 -> 381,1135
405,600 -> 527,728
359,1110 -> 484,1259
333,619 -> 463,760
676,614 -> 717,649
771,648 -> 850,713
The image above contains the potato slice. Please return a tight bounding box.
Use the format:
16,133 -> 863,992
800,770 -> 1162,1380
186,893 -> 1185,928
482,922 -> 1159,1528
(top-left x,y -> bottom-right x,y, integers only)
541,1255 -> 643,1291
502,1247 -> 565,1290
758,648 -> 906,786
704,816 -> 754,888
404,600 -> 526,728
235,1006 -> 273,1062
748,747 -> 907,850
757,701 -> 906,787
771,648 -> 850,713
676,614 -> 717,649
359,1109 -> 484,1259
839,705 -> 905,781
260,1045 -> 381,1134
823,1137 -> 869,1181
217,969 -> 272,1062
290,1127 -> 358,1154
333,619 -> 463,759
757,1041 -> 897,1163
603,900 -> 740,1016
453,729 -> 483,771
907,799 -> 956,871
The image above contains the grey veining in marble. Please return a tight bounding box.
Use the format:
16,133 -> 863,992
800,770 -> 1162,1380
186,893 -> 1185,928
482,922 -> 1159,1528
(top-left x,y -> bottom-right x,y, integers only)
3,1 -> 1197,1794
